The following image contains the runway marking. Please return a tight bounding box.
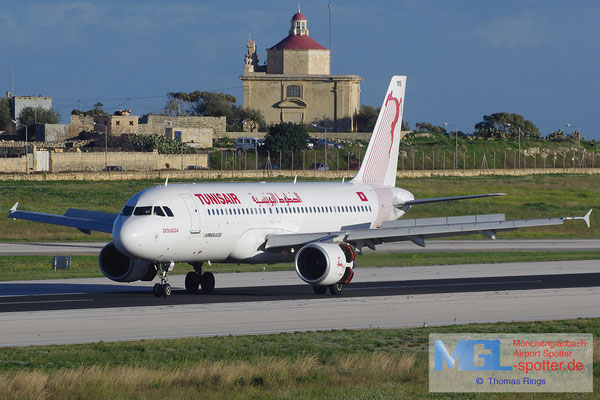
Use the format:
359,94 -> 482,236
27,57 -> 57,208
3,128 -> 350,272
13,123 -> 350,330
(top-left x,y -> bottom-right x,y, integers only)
345,279 -> 542,291
0,299 -> 94,305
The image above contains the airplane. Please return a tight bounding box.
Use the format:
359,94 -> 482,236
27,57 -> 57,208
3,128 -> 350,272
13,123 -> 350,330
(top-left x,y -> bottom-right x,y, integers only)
8,76 -> 592,297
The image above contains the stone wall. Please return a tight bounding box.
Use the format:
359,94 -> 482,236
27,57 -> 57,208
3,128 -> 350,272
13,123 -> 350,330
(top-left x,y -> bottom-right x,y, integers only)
70,115 -> 94,132
35,124 -> 81,142
47,151 -> 208,172
138,115 -> 225,138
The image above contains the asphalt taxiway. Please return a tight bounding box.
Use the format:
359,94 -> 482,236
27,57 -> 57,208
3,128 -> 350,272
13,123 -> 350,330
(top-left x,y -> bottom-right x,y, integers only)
0,260 -> 599,346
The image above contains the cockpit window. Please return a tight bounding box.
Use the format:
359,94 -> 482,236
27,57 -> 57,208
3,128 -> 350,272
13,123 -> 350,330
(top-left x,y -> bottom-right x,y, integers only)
121,206 -> 134,216
153,206 -> 165,217
133,206 -> 152,216
163,206 -> 174,217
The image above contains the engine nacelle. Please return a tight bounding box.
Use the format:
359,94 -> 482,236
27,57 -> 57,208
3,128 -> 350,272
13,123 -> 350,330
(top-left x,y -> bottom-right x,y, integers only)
295,243 -> 354,286
99,242 -> 157,282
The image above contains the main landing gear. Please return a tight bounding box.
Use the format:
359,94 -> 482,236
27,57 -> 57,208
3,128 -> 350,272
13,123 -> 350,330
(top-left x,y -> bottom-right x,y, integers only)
312,283 -> 345,295
153,261 -> 175,297
185,263 -> 215,294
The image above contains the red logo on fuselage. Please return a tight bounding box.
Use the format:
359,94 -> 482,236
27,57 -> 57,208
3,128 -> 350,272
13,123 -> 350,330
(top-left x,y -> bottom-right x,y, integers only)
356,192 -> 368,202
195,193 -> 241,205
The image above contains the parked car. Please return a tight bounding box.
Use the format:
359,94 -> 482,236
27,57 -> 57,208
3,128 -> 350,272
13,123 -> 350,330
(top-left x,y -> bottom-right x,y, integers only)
185,165 -> 204,170
103,165 -> 123,171
236,137 -> 265,152
349,162 -> 361,170
307,162 -> 330,171
306,139 -> 314,149
258,163 -> 281,170
312,139 -> 343,149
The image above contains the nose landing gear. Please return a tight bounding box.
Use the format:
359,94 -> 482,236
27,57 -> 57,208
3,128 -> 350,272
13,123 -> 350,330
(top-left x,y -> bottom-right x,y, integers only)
185,263 -> 215,294
153,261 -> 175,297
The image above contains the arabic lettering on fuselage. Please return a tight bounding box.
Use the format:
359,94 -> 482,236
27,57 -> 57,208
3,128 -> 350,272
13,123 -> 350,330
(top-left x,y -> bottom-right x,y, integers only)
250,192 -> 303,206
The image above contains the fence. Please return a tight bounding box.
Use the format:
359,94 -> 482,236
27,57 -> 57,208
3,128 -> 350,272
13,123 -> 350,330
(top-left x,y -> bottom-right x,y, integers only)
207,147 -> 599,172
1,147 -> 598,175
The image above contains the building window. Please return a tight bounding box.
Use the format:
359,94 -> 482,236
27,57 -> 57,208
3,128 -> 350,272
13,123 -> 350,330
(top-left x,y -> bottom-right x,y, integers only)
286,85 -> 301,98
129,121 -> 134,126
115,121 -> 120,126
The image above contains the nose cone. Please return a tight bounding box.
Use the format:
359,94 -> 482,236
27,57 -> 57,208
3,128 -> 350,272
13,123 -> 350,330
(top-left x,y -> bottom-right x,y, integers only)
113,217 -> 144,258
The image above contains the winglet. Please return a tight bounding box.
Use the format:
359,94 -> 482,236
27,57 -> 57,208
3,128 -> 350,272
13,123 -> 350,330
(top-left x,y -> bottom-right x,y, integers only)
165,177 -> 169,187
583,209 -> 592,228
9,202 -> 18,214
561,209 -> 592,228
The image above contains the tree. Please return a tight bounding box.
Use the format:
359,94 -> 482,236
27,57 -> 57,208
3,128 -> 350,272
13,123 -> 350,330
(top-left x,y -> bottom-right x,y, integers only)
546,129 -> 567,141
168,91 -> 236,119
264,122 -> 309,152
18,106 -> 61,128
355,105 -> 379,132
166,91 -> 266,131
474,112 -> 540,139
163,97 -> 186,116
71,102 -> 107,117
414,122 -> 447,134
231,107 -> 267,132
0,98 -> 11,131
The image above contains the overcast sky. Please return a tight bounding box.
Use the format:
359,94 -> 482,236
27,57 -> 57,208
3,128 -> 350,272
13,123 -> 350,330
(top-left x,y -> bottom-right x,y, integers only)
1,0 -> 598,138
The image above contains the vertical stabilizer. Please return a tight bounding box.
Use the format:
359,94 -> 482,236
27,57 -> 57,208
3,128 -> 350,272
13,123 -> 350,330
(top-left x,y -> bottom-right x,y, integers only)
351,76 -> 406,187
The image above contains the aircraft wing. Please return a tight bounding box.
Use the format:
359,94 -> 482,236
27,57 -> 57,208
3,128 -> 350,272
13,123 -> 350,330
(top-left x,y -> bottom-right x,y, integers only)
265,210 -> 592,251
396,193 -> 506,206
8,203 -> 116,234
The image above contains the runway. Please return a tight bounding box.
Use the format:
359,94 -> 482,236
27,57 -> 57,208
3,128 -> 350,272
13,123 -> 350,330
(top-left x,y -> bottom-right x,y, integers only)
0,260 -> 599,347
1,239 -> 598,256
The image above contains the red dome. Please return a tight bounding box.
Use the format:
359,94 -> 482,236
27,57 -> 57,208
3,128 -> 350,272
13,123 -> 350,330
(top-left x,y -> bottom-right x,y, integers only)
269,35 -> 326,50
292,12 -> 306,21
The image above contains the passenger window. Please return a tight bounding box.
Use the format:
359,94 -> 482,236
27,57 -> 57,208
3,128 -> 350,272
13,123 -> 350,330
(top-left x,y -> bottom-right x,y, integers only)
163,206 -> 174,217
133,206 -> 152,216
121,206 -> 134,216
153,206 -> 165,217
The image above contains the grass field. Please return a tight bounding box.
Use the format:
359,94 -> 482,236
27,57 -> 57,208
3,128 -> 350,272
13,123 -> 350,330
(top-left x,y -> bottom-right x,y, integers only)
0,174 -> 598,242
0,319 -> 598,399
2,250 -> 600,281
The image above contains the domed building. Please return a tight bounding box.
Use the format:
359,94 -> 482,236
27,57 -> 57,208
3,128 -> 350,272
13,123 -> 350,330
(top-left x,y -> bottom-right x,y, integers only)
241,8 -> 362,132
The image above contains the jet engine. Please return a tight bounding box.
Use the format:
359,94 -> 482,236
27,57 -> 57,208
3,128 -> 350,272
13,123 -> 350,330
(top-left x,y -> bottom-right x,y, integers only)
295,243 -> 355,286
99,242 -> 157,282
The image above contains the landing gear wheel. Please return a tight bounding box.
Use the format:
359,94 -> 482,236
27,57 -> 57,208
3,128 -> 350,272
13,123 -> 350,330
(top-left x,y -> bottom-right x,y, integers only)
162,283 -> 172,297
185,272 -> 200,294
329,283 -> 343,295
200,272 -> 215,294
153,283 -> 162,297
313,285 -> 327,295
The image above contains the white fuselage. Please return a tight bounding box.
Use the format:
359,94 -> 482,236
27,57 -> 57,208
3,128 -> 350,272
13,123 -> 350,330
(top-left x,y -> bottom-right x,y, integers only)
112,181 -> 413,264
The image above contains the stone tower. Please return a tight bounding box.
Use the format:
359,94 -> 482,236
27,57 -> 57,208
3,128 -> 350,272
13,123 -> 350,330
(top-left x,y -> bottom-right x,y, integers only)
240,8 -> 362,132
